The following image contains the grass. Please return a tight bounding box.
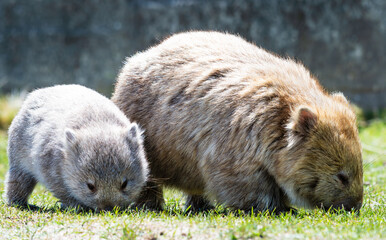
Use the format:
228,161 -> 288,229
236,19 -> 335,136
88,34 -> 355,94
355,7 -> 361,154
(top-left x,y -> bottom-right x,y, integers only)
0,92 -> 25,130
0,112 -> 385,239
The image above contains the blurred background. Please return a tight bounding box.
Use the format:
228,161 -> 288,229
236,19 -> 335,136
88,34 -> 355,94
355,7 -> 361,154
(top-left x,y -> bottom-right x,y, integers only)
0,0 -> 385,113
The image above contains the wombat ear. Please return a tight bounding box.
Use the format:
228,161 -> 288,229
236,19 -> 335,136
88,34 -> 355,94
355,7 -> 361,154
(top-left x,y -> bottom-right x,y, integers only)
65,128 -> 77,145
127,123 -> 142,139
126,123 -> 144,156
332,92 -> 349,105
291,106 -> 318,136
64,129 -> 80,161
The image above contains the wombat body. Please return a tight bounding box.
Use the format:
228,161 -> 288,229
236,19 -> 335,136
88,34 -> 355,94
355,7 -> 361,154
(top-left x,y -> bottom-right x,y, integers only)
6,85 -> 148,211
112,31 -> 363,212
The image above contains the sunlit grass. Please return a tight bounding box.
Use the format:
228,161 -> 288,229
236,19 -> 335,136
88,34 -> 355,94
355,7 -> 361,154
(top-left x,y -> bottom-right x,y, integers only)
0,92 -> 25,130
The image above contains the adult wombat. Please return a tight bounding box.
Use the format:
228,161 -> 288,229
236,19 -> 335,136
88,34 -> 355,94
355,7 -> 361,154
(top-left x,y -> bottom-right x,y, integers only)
6,85 -> 148,211
112,31 -> 363,212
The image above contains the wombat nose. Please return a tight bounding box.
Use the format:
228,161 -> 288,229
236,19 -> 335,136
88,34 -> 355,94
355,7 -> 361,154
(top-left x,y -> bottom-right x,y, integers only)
103,205 -> 115,211
353,201 -> 363,211
331,197 -> 362,212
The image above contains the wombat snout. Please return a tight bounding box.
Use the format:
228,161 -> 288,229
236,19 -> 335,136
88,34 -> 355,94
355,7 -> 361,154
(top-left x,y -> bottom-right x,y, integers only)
101,205 -> 114,212
329,197 -> 363,212
96,203 -> 116,212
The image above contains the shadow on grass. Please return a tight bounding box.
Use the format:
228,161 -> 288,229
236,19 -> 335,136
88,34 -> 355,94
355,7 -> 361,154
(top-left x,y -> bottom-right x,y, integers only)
9,202 -> 296,217
8,202 -> 359,219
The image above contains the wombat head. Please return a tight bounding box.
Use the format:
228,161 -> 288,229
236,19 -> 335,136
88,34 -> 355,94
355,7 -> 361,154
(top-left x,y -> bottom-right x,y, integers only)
277,96 -> 363,212
62,123 -> 148,211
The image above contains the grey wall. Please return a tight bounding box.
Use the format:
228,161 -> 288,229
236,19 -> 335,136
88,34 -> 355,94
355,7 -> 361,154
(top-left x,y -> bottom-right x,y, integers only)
1,0 -> 385,110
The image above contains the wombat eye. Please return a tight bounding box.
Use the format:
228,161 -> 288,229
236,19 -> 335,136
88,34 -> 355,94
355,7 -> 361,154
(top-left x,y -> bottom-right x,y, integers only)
87,183 -> 96,192
336,172 -> 349,186
120,179 -> 128,190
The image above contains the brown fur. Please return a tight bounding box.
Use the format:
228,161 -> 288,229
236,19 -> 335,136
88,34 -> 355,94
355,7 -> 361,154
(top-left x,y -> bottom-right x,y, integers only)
112,31 -> 363,212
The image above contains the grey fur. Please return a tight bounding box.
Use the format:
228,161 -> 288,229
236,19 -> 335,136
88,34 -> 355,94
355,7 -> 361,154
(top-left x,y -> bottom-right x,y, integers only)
5,84 -> 148,211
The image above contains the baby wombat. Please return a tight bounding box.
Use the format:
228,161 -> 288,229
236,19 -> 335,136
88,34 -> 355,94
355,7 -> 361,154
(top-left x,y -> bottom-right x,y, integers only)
6,85 -> 148,211
112,31 -> 363,212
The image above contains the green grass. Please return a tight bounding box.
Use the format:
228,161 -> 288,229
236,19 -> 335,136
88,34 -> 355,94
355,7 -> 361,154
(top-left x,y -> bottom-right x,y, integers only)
0,93 -> 25,130
0,119 -> 385,239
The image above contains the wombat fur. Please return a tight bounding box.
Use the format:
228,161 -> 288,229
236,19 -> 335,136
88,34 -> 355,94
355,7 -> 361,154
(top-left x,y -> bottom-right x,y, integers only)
112,31 -> 363,212
6,85 -> 148,211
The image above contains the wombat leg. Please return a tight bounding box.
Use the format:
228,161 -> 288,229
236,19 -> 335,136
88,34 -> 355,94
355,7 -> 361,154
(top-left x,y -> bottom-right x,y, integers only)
135,181 -> 164,211
5,167 -> 37,207
185,195 -> 214,212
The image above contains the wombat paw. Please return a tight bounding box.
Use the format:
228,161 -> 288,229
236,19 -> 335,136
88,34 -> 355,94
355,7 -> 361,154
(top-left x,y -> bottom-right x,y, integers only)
134,200 -> 164,211
60,201 -> 92,212
9,202 -> 40,211
184,195 -> 214,213
265,206 -> 297,215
